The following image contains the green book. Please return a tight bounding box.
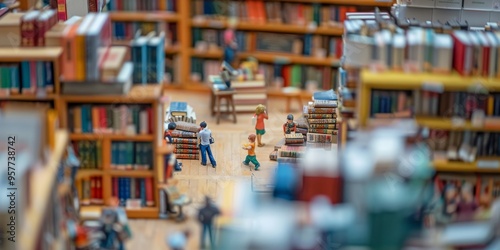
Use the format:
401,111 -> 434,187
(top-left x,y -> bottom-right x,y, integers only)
291,65 -> 302,88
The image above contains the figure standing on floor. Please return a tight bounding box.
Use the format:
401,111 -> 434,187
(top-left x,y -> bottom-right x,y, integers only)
198,121 -> 217,168
254,104 -> 268,147
165,122 -> 183,171
242,134 -> 260,171
198,196 -> 221,249
283,114 -> 297,135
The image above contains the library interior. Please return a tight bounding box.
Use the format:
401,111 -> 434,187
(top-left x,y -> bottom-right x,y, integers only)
4,0 -> 500,249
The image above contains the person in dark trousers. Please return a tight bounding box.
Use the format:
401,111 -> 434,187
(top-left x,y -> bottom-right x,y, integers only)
198,196 -> 221,249
164,122 -> 183,171
198,121 -> 217,168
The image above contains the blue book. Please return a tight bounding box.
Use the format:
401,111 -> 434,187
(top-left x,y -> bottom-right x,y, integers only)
118,142 -> 126,169
169,101 -> 187,116
124,178 -> 131,201
140,178 -> 146,207
131,36 -> 148,84
313,89 -> 337,101
10,65 -> 20,93
119,178 -> 125,206
146,33 -> 165,84
37,61 -> 45,90
44,62 -> 53,92
303,34 -> 312,56
20,61 -> 30,93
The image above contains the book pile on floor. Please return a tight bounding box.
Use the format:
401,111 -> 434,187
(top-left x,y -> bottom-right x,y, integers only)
304,89 -> 338,146
166,101 -> 197,123
269,138 -> 285,161
169,121 -> 199,160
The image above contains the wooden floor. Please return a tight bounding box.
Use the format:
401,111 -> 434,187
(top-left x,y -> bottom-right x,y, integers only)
125,90 -> 306,250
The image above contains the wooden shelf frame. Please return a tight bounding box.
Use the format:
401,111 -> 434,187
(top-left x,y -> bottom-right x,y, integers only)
19,130 -> 69,250
433,158 -> 500,173
59,85 -> 165,218
109,11 -> 179,22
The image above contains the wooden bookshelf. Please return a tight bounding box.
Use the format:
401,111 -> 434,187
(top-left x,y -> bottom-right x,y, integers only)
433,158 -> 500,173
60,85 -> 166,218
19,130 -> 69,250
274,0 -> 395,6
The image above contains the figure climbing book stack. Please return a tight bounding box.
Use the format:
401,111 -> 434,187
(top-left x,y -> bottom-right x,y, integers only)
168,121 -> 200,160
304,89 -> 338,145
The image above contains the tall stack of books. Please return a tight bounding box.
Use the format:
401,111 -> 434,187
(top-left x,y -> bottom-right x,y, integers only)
305,89 -> 338,145
169,121 -> 199,160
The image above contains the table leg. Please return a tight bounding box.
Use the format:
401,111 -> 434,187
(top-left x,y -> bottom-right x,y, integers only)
216,96 -> 221,125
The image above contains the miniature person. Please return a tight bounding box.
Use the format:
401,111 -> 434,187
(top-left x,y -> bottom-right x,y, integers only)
198,196 -> 221,249
457,182 -> 479,221
198,121 -> 217,168
99,209 -> 126,250
164,122 -> 183,171
223,21 -> 237,65
283,114 -> 297,135
254,104 -> 268,147
242,134 -> 260,170
220,64 -> 233,90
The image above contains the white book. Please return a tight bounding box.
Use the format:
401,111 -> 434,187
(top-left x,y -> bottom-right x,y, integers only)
392,34 -> 406,70
432,34 -> 453,73
485,32 -> 499,78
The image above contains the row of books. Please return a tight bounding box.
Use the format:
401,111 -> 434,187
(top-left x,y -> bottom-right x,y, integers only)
131,32 -> 165,84
107,0 -> 177,11
427,130 -> 500,162
192,0 -> 357,25
68,104 -> 153,135
114,177 -> 155,207
0,61 -> 54,96
193,30 -> 343,58
370,90 -> 413,118
20,10 -> 58,47
113,21 -> 177,45
73,141 -> 102,169
111,142 -> 153,170
78,176 -> 104,205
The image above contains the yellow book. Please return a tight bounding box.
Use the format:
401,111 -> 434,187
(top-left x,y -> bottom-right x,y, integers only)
46,109 -> 59,150
75,14 -> 96,81
487,95 -> 494,116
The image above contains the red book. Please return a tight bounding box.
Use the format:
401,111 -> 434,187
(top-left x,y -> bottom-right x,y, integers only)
451,31 -> 472,76
88,0 -> 98,12
99,107 -> 107,131
20,11 -> 40,47
57,0 -> 68,21
145,177 -> 154,206
35,10 -> 57,46
90,177 -> 97,204
298,175 -> 342,204
112,177 -> 118,199
136,180 -> 141,198
96,177 -> 103,202
282,65 -> 291,87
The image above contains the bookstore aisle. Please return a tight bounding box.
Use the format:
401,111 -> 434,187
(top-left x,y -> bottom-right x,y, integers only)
126,90 -> 294,249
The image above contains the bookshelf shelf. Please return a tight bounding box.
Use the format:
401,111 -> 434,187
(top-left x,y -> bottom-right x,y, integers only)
0,47 -> 62,61
109,12 -> 179,22
110,41 -> 180,54
19,130 -> 68,250
189,49 -> 340,66
433,159 -> 500,173
69,133 -> 155,141
273,0 -> 395,7
416,116 -> 500,132
191,19 -> 344,36
108,169 -> 155,177
0,94 -> 57,101
80,205 -> 159,219
61,85 -> 163,104
361,70 -> 500,91
76,170 -> 104,179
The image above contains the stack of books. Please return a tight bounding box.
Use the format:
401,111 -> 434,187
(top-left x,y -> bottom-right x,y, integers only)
166,101 -> 197,124
304,89 -> 338,144
277,145 -> 306,164
169,121 -> 199,160
295,117 -> 309,137
269,138 -> 285,161
285,133 -> 305,145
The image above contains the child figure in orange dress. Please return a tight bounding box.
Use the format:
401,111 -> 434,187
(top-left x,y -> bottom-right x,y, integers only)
254,104 -> 268,147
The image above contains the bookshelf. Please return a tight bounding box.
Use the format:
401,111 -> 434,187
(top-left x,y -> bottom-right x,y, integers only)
59,85 -> 166,219
19,130 -> 70,250
358,69 -> 500,172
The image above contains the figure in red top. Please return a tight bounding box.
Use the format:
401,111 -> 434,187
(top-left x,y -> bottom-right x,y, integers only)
254,104 -> 268,147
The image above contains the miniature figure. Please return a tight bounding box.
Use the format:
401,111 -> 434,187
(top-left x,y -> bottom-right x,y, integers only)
457,182 -> 479,221
254,104 -> 268,147
242,134 -> 260,170
219,61 -> 238,90
223,21 -> 238,65
198,121 -> 217,168
283,114 -> 297,135
98,207 -> 131,250
198,196 -> 221,249
165,122 -> 183,171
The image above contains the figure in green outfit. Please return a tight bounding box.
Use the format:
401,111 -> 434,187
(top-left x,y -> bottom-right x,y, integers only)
242,134 -> 260,170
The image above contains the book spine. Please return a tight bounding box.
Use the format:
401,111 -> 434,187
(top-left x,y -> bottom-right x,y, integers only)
145,177 -> 154,206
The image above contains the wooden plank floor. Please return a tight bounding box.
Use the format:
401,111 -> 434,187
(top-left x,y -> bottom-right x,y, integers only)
126,90 -> 306,249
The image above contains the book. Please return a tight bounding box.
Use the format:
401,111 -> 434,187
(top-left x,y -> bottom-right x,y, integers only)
170,102 -> 188,116
307,118 -> 336,124
307,132 -> 336,143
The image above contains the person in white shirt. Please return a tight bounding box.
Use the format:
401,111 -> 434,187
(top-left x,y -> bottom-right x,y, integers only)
198,121 -> 216,168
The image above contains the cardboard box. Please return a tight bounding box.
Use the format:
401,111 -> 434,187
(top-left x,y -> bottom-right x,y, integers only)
461,9 -> 491,26
432,8 -> 461,23
435,0 -> 463,9
464,0 -> 495,10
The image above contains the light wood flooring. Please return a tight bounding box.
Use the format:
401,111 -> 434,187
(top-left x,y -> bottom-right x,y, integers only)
125,90 -> 306,250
